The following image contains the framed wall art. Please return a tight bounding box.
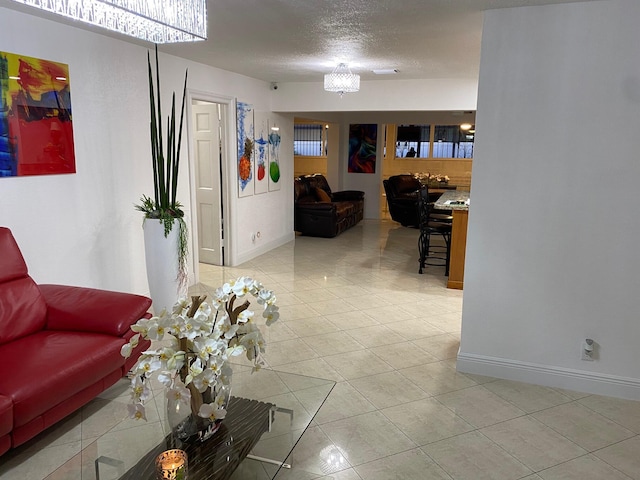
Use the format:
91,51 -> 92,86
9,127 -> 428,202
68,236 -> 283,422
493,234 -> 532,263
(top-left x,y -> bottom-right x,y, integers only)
0,51 -> 75,177
348,123 -> 377,174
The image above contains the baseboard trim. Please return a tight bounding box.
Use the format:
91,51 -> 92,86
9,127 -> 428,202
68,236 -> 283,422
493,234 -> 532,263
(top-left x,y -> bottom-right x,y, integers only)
233,232 -> 295,266
457,352 -> 640,400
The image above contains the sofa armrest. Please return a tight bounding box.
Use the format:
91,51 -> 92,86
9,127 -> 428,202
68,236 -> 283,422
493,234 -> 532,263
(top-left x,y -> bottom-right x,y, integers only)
332,190 -> 365,201
39,284 -> 152,337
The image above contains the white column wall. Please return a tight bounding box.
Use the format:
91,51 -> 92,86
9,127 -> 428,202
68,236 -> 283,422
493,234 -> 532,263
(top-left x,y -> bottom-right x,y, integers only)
458,0 -> 640,399
0,7 -> 294,295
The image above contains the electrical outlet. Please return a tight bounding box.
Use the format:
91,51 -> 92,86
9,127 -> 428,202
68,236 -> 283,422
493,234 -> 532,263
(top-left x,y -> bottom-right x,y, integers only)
581,339 -> 595,361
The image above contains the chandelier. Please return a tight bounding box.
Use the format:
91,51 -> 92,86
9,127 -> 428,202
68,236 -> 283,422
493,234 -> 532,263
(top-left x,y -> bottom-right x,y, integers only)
324,63 -> 360,96
8,0 -> 207,43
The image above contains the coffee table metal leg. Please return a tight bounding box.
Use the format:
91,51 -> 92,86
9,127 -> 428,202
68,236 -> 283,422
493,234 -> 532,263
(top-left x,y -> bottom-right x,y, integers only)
95,455 -> 124,480
247,405 -> 295,469
246,454 -> 292,469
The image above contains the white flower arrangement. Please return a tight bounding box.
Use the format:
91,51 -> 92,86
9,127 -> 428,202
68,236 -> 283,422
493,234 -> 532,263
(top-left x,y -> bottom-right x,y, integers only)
121,277 -> 279,425
414,172 -> 450,185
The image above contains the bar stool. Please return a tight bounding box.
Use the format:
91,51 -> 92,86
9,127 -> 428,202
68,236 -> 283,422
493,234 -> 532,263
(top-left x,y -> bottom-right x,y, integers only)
417,186 -> 452,275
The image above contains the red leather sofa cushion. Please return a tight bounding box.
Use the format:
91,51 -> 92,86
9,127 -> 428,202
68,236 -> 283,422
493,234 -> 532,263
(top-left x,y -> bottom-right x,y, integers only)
0,277 -> 47,346
0,227 -> 28,284
40,284 -> 152,336
0,395 -> 12,437
0,330 -> 126,428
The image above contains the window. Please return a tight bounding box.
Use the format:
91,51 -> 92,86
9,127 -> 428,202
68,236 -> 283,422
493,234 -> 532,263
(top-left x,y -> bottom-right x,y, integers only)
433,125 -> 474,158
396,124 -> 430,158
294,123 -> 327,156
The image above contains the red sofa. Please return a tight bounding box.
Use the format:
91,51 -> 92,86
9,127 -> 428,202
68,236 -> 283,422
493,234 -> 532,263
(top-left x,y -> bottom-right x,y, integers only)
0,227 -> 152,456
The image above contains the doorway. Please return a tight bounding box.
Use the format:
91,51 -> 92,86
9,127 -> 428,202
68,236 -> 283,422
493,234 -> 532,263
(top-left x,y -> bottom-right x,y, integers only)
188,94 -> 234,270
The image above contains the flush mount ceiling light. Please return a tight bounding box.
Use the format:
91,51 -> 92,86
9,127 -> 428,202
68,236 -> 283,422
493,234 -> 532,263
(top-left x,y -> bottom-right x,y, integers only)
324,63 -> 360,96
460,123 -> 473,131
8,0 -> 207,43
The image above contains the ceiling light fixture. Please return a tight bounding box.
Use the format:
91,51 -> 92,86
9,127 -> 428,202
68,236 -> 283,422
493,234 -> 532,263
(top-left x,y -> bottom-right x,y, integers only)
8,0 -> 207,43
460,123 -> 473,131
324,63 -> 360,96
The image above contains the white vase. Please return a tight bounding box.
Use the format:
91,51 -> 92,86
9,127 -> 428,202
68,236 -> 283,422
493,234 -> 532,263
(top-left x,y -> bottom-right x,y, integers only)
143,218 -> 182,314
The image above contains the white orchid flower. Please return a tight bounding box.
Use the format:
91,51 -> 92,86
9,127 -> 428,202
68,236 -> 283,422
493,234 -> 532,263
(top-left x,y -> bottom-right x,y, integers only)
157,347 -> 177,369
237,309 -> 254,324
166,378 -> 192,405
120,342 -> 133,359
121,333 -> 141,359
130,376 -> 152,402
257,289 -> 275,306
198,403 -> 227,421
263,305 -> 279,326
237,321 -> 259,335
194,337 -> 223,361
130,317 -> 153,338
157,371 -> 174,388
232,277 -> 254,297
147,316 -> 171,340
137,356 -> 162,377
213,314 -> 240,339
172,297 -> 190,314
192,368 -> 217,393
240,331 -> 265,356
128,403 -> 147,421
208,356 -> 225,376
211,285 -> 231,310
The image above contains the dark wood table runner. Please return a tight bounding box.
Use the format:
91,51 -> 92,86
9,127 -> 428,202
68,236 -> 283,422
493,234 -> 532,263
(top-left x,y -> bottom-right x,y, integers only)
118,397 -> 274,480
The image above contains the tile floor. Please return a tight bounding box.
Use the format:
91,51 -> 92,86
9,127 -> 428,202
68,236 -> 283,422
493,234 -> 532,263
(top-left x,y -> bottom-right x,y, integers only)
2,219 -> 640,479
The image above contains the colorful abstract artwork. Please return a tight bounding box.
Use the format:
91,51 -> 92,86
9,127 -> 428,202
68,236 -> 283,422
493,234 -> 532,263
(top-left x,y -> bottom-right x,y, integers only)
0,51 -> 75,177
237,101 -> 254,197
348,124 -> 377,174
253,111 -> 268,195
268,124 -> 281,191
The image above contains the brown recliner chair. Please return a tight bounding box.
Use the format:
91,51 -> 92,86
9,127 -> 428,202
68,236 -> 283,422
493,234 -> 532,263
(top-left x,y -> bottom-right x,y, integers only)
383,174 -> 422,227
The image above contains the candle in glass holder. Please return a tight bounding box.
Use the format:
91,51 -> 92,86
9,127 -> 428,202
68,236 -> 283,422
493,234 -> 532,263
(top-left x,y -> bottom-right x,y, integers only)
155,449 -> 188,480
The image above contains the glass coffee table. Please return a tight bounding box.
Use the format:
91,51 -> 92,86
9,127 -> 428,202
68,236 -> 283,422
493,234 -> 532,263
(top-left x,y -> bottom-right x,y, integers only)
52,366 -> 335,479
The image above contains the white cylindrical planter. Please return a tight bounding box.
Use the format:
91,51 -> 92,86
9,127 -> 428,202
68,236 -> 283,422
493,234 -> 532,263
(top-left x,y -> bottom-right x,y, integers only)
143,219 -> 182,315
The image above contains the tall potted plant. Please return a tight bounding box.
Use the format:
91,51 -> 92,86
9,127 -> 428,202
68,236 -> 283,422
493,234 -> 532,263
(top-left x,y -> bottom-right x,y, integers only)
136,46 -> 188,314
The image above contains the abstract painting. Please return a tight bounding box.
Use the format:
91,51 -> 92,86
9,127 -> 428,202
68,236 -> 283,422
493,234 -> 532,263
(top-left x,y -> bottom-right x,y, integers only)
268,123 -> 281,191
253,111 -> 269,195
348,124 -> 377,174
0,51 -> 75,177
236,101 -> 254,197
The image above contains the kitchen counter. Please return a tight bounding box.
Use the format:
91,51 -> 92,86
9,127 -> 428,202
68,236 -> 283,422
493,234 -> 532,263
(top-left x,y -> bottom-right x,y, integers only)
433,190 -> 470,211
434,190 -> 470,289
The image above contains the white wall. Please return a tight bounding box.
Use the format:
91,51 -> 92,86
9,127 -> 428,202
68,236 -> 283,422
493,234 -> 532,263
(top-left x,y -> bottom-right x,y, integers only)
271,79 -> 478,113
0,7 -> 293,295
458,0 -> 640,399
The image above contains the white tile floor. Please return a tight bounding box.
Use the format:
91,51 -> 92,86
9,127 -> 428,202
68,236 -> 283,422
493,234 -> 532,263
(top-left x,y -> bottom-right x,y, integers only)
2,219 -> 640,479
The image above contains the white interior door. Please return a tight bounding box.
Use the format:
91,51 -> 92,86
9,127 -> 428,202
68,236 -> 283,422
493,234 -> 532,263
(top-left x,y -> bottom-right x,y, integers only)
193,103 -> 223,265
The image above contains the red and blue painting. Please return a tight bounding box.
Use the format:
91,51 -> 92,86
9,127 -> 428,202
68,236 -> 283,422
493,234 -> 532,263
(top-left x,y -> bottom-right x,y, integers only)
348,123 -> 377,174
0,51 -> 75,177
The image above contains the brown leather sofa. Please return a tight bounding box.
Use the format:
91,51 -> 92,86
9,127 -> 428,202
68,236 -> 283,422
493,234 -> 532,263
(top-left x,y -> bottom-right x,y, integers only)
294,174 -> 364,237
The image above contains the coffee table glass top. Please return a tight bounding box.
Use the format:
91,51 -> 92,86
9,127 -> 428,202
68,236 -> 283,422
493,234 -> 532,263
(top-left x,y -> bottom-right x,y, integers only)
51,366 -> 335,479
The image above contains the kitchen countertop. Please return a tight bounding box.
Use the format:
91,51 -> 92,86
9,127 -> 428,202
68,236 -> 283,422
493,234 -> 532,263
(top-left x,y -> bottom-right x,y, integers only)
434,190 -> 470,211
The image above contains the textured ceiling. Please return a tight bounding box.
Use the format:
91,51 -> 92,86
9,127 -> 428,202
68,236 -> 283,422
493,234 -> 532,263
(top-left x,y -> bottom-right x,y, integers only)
1,0 -> 598,84
159,0 -> 597,83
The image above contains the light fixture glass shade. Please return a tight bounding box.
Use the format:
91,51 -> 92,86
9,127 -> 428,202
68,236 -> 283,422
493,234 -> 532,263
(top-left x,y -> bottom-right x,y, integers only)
8,0 -> 208,43
324,64 -> 360,95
